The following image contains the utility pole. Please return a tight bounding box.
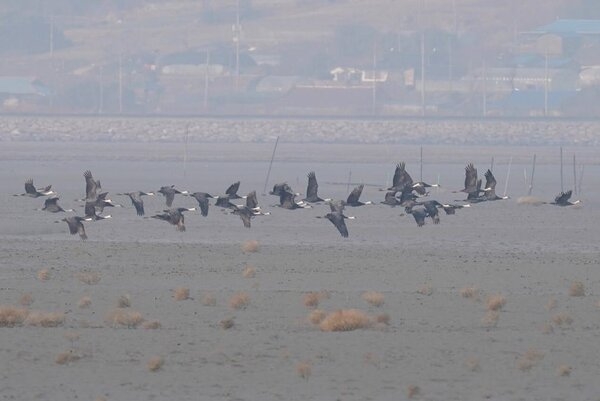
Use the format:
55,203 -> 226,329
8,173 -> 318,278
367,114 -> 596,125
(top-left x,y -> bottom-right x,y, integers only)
204,49 -> 210,110
233,0 -> 241,91
482,59 -> 487,117
544,51 -> 549,116
118,53 -> 123,114
49,14 -> 54,57
421,32 -> 426,116
372,42 -> 377,115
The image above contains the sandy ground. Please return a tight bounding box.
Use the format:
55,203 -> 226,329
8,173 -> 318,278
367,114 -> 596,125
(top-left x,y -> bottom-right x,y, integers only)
1,139 -> 600,401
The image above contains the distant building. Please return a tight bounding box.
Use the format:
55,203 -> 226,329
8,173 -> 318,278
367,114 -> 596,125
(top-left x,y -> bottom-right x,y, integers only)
0,76 -> 50,111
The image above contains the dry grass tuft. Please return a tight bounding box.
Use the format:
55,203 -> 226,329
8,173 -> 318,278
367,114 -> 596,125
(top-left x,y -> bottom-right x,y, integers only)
63,331 -> 80,343
541,322 -> 554,334
517,348 -> 545,371
76,271 -> 101,285
545,298 -> 557,311
242,265 -> 256,278
557,364 -> 572,377
0,305 -> 29,327
77,296 -> 92,309
201,293 -> 216,306
569,281 -> 585,297
459,286 -> 479,300
465,357 -> 480,372
407,384 -> 420,399
308,309 -> 326,325
173,287 -> 190,301
220,317 -> 234,330
241,239 -> 260,253
104,308 -> 144,328
362,291 -> 385,307
319,309 -> 371,332
375,313 -> 391,325
142,320 -> 162,330
552,312 -> 573,327
296,362 -> 312,381
147,356 -> 164,372
416,284 -> 433,296
37,269 -> 50,281
19,293 -> 33,307
481,311 -> 500,328
303,292 -> 321,309
229,292 -> 250,310
517,196 -> 545,206
485,294 -> 506,311
25,311 -> 65,327
55,349 -> 81,365
117,294 -> 131,308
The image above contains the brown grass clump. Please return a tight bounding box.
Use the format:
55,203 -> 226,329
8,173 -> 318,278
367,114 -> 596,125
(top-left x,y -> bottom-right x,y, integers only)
37,269 -> 50,281
303,292 -> 321,309
569,281 -> 585,297
375,313 -> 391,326
465,357 -> 480,372
55,350 -> 81,365
25,311 -> 65,327
552,312 -> 573,327
77,296 -> 92,309
19,293 -> 33,306
63,331 -> 80,344
557,364 -> 572,377
407,384 -> 420,399
545,298 -> 558,311
308,309 -> 326,325
147,356 -> 164,372
173,287 -> 190,301
416,284 -> 433,296
242,265 -> 256,278
296,362 -> 312,381
517,196 -> 545,206
319,309 -> 371,332
0,305 -> 29,327
117,294 -> 131,308
220,317 -> 234,330
104,309 -> 144,328
142,320 -> 162,330
76,271 -> 101,285
229,292 -> 250,310
362,291 -> 385,307
459,286 -> 479,300
481,311 -> 500,328
517,348 -> 545,371
201,293 -> 216,306
241,239 -> 260,253
541,322 -> 554,334
485,294 -> 506,311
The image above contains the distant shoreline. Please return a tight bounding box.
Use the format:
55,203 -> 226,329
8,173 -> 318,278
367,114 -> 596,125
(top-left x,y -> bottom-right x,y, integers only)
0,115 -> 599,146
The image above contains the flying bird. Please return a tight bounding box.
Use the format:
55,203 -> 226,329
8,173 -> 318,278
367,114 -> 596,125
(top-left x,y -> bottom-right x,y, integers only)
151,207 -> 195,231
482,169 -> 509,201
346,184 -> 372,207
118,191 -> 155,216
158,185 -> 188,207
317,211 -> 354,238
41,196 -> 73,213
83,170 -> 101,201
60,216 -> 92,240
225,181 -> 244,199
16,179 -> 55,198
303,171 -> 329,203
551,190 -> 580,206
187,192 -> 214,216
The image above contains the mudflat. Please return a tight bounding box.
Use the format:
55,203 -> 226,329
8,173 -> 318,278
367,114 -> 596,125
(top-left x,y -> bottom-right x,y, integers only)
1,139 -> 599,401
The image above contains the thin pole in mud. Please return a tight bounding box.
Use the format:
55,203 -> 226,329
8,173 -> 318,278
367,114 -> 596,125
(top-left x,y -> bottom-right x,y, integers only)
573,154 -> 577,195
528,154 -> 536,196
578,164 -> 585,195
420,146 -> 423,181
262,136 -> 279,195
560,146 -> 564,192
503,156 -> 512,198
183,124 -> 190,180
347,170 -> 352,194
490,156 -> 494,172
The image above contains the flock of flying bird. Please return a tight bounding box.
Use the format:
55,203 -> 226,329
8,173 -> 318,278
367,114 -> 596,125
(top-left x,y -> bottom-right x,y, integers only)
15,162 -> 580,240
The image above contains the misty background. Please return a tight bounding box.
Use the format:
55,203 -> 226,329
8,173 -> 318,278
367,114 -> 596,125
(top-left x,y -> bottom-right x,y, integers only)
1,0 -> 600,117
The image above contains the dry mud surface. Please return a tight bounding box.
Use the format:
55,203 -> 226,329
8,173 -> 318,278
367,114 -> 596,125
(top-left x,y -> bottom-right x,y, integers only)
1,133 -> 600,400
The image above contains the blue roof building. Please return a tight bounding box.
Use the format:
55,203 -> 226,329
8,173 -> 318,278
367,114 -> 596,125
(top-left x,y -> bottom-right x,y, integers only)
0,77 -> 50,96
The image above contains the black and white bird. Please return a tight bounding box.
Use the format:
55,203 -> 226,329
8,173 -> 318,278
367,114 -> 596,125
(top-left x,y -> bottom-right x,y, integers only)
381,191 -> 402,206
60,216 -> 92,240
187,192 -> 214,217
230,205 -> 255,228
158,185 -> 188,207
278,190 -> 311,210
481,169 -> 509,201
41,196 -> 73,213
269,183 -> 294,197
225,181 -> 244,199
16,179 -> 55,198
151,207 -> 195,231
83,170 -> 102,201
84,201 -> 113,221
346,184 -> 372,207
317,210 -> 354,238
118,191 -> 154,216
303,171 -> 329,203
550,190 -> 580,206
